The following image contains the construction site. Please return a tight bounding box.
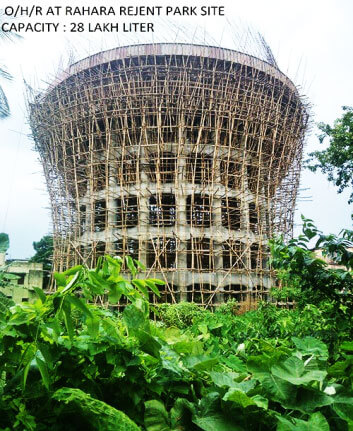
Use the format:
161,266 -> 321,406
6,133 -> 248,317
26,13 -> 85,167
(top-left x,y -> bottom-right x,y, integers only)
29,42 -> 309,307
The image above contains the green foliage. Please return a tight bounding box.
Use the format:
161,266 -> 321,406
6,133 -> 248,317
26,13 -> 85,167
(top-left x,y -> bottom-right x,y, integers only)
53,387 -> 141,430
277,412 -> 330,430
0,11 -> 19,119
0,233 -> 9,253
0,255 -> 165,429
0,250 -> 352,430
0,234 -> 20,287
0,291 -> 14,318
156,302 -> 205,329
270,216 -> 353,312
0,269 -> 20,288
0,67 -> 11,118
29,235 -> 54,289
307,106 -> 353,204
215,298 -> 239,315
29,235 -> 53,272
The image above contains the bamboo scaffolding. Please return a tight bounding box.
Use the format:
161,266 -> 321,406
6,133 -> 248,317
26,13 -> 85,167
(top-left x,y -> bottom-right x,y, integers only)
29,43 -> 309,308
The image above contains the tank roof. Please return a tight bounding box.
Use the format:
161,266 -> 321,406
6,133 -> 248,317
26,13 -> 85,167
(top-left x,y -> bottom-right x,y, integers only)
50,43 -> 297,92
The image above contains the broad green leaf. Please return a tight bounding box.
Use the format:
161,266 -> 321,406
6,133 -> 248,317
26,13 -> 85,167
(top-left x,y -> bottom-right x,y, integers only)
134,259 -> 146,271
234,380 -> 257,393
222,355 -> 247,373
261,373 -> 296,403
61,271 -> 80,293
8,311 -> 36,326
286,387 -> 333,413
117,280 -> 130,295
210,372 -> 239,388
33,287 -> 47,303
170,398 -> 195,430
251,395 -> 268,410
211,372 -> 255,393
22,359 -> 32,391
35,355 -> 50,390
333,396 -> 353,422
277,416 -> 306,430
172,340 -> 204,356
132,279 -> 149,298
160,346 -> 185,376
184,355 -> 219,371
271,357 -> 327,385
247,355 -> 276,377
62,300 -> 74,341
66,295 -> 93,318
105,255 -> 122,267
328,359 -> 353,377
340,341 -> 353,352
292,337 -> 328,359
125,256 -> 137,276
108,285 -> 122,304
37,344 -> 53,369
46,317 -> 61,342
145,280 -> 161,297
198,392 -> 220,418
147,278 -> 166,285
193,414 -> 244,431
135,330 -> 161,358
86,316 -> 100,338
63,265 -> 83,276
223,389 -> 256,408
123,305 -> 147,332
198,323 -> 208,335
144,400 -> 171,431
87,271 -> 109,293
53,295 -> 63,313
53,387 -> 141,431
54,272 -> 67,287
307,412 -> 330,430
277,412 -> 329,430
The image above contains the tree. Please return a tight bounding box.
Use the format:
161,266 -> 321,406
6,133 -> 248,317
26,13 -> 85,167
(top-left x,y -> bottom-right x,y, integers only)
0,65 -> 11,119
0,13 -> 12,118
0,10 -> 21,118
269,216 -> 353,341
0,232 -> 9,253
307,106 -> 353,203
0,233 -> 19,287
30,235 -> 53,272
30,235 -> 53,289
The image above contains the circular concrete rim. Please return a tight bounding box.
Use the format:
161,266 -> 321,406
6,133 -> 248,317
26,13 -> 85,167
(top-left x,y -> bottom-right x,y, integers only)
49,42 -> 298,93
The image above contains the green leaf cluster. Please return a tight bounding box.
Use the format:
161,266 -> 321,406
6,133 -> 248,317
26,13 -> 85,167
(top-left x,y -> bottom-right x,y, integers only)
306,106 -> 353,204
0,251 -> 351,430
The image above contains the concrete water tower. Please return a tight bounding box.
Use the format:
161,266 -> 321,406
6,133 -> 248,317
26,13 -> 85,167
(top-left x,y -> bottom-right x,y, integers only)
30,43 -> 308,306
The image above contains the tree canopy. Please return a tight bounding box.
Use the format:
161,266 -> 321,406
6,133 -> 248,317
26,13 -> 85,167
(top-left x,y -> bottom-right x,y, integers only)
307,106 -> 353,204
0,12 -> 13,118
0,10 -> 21,118
0,233 -> 9,253
29,235 -> 53,272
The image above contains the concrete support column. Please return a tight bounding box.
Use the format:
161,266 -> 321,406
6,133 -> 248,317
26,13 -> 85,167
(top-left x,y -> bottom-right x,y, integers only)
211,156 -> 223,301
138,156 -> 150,266
176,155 -> 188,300
106,174 -> 116,254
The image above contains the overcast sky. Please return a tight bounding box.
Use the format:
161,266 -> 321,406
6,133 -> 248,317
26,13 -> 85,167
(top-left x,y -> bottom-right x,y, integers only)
1,0 -> 352,259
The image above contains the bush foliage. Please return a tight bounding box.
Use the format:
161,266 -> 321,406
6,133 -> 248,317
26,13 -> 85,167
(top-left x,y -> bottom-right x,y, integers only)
0,223 -> 352,430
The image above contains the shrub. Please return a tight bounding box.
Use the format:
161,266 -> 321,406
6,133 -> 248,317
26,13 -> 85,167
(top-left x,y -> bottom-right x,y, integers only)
156,301 -> 206,329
